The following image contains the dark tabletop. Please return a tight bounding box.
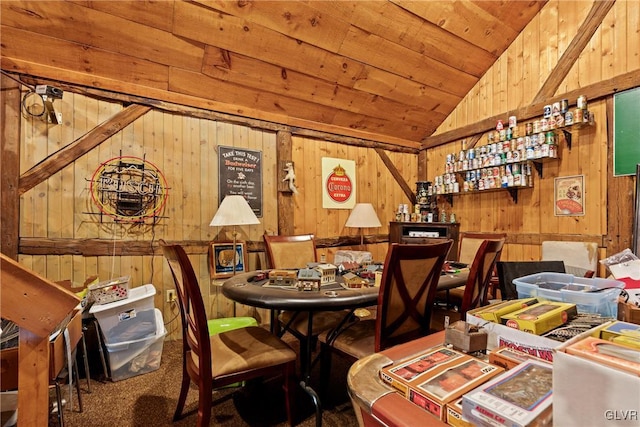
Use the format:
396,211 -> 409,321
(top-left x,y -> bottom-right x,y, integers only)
221,270 -> 468,312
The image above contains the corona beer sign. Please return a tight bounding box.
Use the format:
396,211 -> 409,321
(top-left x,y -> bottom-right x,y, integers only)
322,158 -> 356,208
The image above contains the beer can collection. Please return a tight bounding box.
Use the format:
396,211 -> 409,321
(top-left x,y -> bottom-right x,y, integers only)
437,94 -> 595,196
577,95 -> 588,110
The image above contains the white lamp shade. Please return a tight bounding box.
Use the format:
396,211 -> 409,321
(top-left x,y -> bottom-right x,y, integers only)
345,203 -> 382,228
209,195 -> 260,226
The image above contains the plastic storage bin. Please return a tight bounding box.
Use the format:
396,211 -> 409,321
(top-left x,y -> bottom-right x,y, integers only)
106,308 -> 166,381
89,284 -> 157,344
513,272 -> 624,318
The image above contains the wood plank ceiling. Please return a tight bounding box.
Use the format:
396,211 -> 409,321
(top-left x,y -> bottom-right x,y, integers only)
0,0 -> 546,148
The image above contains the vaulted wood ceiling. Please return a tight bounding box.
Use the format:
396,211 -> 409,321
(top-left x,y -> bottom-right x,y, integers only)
1,0 -> 547,148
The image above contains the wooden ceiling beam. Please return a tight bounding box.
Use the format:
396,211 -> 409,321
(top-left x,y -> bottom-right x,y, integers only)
18,104 -> 150,195
11,72 -> 420,153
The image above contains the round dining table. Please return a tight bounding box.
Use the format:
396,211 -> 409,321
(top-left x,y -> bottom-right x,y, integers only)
222,269 -> 468,427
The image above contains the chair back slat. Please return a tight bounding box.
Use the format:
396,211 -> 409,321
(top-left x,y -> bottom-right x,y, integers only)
263,234 -> 317,269
458,232 -> 507,265
375,241 -> 452,352
161,244 -> 212,381
461,239 -> 505,316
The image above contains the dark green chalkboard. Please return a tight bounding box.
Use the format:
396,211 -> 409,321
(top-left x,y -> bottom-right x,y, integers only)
614,87 -> 640,176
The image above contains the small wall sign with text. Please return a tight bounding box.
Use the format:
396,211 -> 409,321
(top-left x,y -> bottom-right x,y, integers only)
218,146 -> 262,217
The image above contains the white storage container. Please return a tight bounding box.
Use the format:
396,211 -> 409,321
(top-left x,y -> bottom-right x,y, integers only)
106,308 -> 166,382
513,272 -> 624,317
89,284 -> 157,344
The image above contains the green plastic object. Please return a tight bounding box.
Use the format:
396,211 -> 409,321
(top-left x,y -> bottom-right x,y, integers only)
207,316 -> 258,336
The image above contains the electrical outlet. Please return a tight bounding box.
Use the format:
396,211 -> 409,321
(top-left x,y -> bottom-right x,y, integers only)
166,289 -> 176,303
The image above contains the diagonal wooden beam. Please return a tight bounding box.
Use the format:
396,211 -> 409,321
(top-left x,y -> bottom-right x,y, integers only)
375,148 -> 416,204
533,0 -> 616,103
18,104 -> 151,195
422,1 -> 619,151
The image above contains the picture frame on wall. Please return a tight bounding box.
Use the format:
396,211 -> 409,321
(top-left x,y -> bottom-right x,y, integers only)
554,175 -> 585,216
209,242 -> 247,279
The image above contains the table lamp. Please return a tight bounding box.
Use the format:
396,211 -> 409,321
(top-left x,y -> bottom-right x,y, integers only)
209,195 -> 260,275
345,203 -> 382,246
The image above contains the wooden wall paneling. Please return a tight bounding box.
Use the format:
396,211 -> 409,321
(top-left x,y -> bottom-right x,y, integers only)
509,36 -> 525,109
537,2 -> 559,93
1,75 -> 21,259
421,0 -> 640,269
304,137 -> 323,236
581,101 -> 605,235
335,142 -> 351,238
324,141 -> 341,239
46,98 -> 63,247
629,1 -> 640,71
211,121 -> 230,318
202,116 -> 217,243
95,100 -> 114,242
537,1 -> 614,102
256,128 -> 273,268
185,115 -> 201,241
72,93 -> 88,245
371,146 -> 386,255
166,113 -> 183,241
71,254 -> 83,288
492,55 -> 507,116
275,130 -> 292,236
56,103 -> 75,244
17,91 -> 33,239
522,15 -> 540,106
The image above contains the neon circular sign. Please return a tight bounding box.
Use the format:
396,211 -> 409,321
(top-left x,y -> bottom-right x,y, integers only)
89,156 -> 168,222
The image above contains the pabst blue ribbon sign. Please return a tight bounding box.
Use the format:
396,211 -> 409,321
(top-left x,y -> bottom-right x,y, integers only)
322,158 -> 356,209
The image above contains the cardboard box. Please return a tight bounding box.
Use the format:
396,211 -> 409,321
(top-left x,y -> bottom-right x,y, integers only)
599,320 -> 640,342
500,301 -> 577,335
554,331 -> 640,426
488,346 -> 542,370
472,298 -> 538,323
462,360 -> 553,427
564,336 -> 640,376
445,398 -> 474,427
618,300 -> 640,325
380,346 -> 467,397
380,346 -> 504,421
444,321 -> 488,353
467,304 -> 562,362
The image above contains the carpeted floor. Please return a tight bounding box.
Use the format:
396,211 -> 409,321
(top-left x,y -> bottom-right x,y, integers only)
60,336 -> 358,427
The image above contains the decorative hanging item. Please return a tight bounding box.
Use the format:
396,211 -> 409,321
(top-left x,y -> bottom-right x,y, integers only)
89,155 -> 169,224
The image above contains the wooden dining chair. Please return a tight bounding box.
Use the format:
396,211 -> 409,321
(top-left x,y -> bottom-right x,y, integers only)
458,232 -> 507,265
317,240 -> 453,390
263,234 -> 346,354
435,238 -> 505,319
457,232 -> 506,299
161,243 -> 297,427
